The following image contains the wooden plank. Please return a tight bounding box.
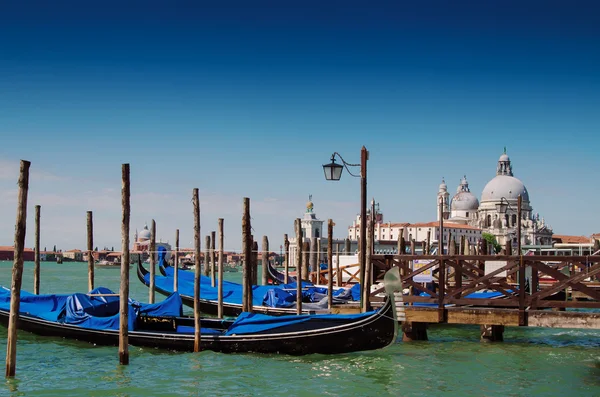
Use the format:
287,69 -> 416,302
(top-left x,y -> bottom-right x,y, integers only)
528,310 -> 600,329
404,307 -> 441,323
446,308 -> 520,326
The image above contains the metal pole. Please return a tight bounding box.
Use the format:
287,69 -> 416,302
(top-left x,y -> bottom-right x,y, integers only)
359,146 -> 368,311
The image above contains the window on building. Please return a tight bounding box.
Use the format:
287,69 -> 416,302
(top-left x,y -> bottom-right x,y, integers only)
315,229 -> 320,238
466,212 -> 469,217
511,214 -> 517,226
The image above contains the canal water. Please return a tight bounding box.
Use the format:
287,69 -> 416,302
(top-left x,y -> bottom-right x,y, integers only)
1,261 -> 599,396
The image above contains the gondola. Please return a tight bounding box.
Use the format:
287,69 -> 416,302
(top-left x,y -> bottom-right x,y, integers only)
0,268 -> 401,355
266,261 -> 304,285
143,250 -> 359,316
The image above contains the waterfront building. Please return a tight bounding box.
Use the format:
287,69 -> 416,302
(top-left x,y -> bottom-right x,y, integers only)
0,246 -> 35,261
348,150 -> 553,252
453,149 -> 553,247
63,249 -> 84,261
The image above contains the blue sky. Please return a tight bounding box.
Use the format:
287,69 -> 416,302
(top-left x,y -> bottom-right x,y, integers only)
1,1 -> 599,251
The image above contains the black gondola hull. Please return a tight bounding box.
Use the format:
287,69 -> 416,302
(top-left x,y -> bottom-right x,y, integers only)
0,296 -> 397,355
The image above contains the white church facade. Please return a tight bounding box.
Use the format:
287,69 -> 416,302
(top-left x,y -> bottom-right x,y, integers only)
438,149 -> 553,247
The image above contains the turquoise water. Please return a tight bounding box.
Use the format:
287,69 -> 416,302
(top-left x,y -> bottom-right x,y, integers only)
1,261 -> 599,396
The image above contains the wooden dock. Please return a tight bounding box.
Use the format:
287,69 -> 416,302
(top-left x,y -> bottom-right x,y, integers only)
359,254 -> 600,340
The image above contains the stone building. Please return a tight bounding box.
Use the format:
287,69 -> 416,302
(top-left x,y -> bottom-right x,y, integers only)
444,149 -> 553,247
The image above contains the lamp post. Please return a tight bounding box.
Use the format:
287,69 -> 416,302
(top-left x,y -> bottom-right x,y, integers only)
495,195 -> 523,255
496,194 -> 525,325
323,146 -> 368,310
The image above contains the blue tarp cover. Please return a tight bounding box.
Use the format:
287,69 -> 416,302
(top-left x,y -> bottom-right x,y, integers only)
224,308 -> 378,336
0,285 -> 183,331
158,259 -> 358,308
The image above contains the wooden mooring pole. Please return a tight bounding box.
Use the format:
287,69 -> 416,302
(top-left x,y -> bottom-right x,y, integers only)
34,205 -> 41,295
302,241 -> 310,283
295,218 -> 303,315
310,237 -> 318,283
336,243 -> 341,287
283,234 -> 289,284
262,236 -> 269,285
173,229 -> 179,292
119,163 -> 130,365
211,230 -> 216,287
86,210 -> 94,292
252,240 -> 259,286
204,235 -> 210,277
5,159 -> 30,378
242,198 -> 251,312
149,219 -> 156,304
193,188 -> 201,352
218,219 -> 224,319
327,219 -> 333,309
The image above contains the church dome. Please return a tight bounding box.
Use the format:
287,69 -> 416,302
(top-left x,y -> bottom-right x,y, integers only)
451,175 -> 479,210
499,153 -> 510,162
451,191 -> 479,210
481,175 -> 529,202
138,224 -> 151,241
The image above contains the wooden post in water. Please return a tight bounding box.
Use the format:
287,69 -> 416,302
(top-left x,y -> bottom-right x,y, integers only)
295,218 -> 303,315
252,240 -> 259,287
242,198 -> 251,312
397,233 -> 402,255
426,230 -> 431,255
149,219 -> 156,304
309,237 -> 318,283
327,219 -> 333,309
400,232 -> 406,255
210,230 -> 216,287
344,237 -> 350,255
283,234 -> 290,284
410,239 -> 415,255
119,163 -> 130,365
363,219 -> 373,312
261,236 -> 269,285
218,219 -> 224,318
459,235 -> 465,256
192,188 -> 201,352
34,205 -> 41,295
174,229 -> 179,292
5,159 -> 30,378
302,241 -> 310,283
317,238 -> 322,266
86,210 -> 94,292
204,235 -> 210,277
336,243 -> 341,287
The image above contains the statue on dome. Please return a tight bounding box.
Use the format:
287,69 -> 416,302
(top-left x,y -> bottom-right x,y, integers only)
306,194 -> 314,213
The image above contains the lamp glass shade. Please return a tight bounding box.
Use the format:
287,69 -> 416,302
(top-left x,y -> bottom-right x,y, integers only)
495,202 -> 509,214
323,160 -> 343,181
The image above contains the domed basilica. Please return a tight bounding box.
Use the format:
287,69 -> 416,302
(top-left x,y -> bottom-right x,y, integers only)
437,150 -> 553,247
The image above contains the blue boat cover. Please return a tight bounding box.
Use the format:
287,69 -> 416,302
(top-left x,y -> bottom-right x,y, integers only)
0,285 -> 183,331
224,308 -> 379,336
158,256 -> 358,308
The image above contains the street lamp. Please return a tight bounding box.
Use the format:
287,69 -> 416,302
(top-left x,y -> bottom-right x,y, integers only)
495,195 -> 523,255
322,146 -> 369,311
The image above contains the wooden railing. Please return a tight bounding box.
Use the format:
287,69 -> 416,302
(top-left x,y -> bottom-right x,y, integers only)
368,254 -> 600,324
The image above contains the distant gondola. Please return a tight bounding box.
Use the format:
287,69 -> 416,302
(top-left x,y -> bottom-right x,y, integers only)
140,259 -> 359,316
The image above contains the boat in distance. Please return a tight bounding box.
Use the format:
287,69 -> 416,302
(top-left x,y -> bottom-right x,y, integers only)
140,253 -> 360,316
0,268 -> 401,355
